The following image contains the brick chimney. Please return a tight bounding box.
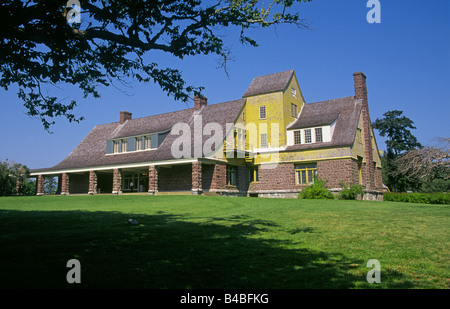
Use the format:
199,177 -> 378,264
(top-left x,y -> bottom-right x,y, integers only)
120,111 -> 132,124
194,95 -> 207,111
353,72 -> 375,190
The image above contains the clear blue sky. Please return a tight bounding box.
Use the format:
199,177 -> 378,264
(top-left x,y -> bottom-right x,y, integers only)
1,0 -> 449,169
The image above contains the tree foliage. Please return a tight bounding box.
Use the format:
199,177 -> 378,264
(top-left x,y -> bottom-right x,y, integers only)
373,110 -> 422,192
373,110 -> 422,156
0,159 -> 31,196
0,0 -> 311,130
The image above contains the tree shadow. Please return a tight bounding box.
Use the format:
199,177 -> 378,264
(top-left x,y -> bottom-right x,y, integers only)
0,209 -> 414,289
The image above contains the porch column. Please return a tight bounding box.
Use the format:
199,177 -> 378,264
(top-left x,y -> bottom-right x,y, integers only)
148,165 -> 158,195
61,173 -> 70,195
88,170 -> 98,195
36,175 -> 45,196
211,163 -> 227,191
112,169 -> 122,194
192,161 -> 202,195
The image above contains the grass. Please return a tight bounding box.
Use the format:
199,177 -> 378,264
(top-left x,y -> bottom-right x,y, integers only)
0,195 -> 448,289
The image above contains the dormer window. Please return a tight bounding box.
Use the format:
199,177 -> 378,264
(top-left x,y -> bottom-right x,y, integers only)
294,130 -> 301,145
315,128 -> 323,143
304,129 -> 312,144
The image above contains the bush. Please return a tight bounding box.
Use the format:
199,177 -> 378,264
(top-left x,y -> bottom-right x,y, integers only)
383,192 -> 450,205
299,179 -> 334,200
338,182 -> 364,200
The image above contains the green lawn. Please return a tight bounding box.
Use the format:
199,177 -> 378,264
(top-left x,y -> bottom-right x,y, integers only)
0,195 -> 448,289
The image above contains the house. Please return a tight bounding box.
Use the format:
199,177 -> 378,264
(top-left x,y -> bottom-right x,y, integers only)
30,70 -> 384,200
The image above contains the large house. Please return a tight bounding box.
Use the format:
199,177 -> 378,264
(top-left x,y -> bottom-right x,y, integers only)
30,70 -> 384,200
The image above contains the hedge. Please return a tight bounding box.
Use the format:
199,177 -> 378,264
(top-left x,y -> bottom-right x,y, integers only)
383,192 -> 450,205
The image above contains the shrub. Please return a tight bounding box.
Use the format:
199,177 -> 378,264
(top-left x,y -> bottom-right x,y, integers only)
299,179 -> 334,200
338,182 -> 364,200
383,192 -> 450,205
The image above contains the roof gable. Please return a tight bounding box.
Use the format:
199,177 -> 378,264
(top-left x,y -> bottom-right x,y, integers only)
242,70 -> 294,97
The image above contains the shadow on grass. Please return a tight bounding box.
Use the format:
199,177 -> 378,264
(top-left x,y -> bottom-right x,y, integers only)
0,209 -> 413,289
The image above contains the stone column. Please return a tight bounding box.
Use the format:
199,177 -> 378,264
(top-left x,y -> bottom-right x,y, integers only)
210,163 -> 226,191
192,161 -> 202,195
88,170 -> 98,195
148,165 -> 158,195
36,175 -> 45,196
112,169 -> 122,194
61,173 -> 70,195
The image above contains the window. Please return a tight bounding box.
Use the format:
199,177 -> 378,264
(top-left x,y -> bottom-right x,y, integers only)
304,129 -> 312,144
113,140 -> 120,153
260,133 -> 267,148
357,128 -> 363,144
135,137 -> 142,151
227,166 -> 237,186
295,164 -> 317,185
259,106 -> 266,119
294,130 -> 302,145
250,167 -> 259,183
291,103 -> 298,118
291,87 -> 297,97
145,136 -> 151,149
315,128 -> 323,143
121,139 -> 127,152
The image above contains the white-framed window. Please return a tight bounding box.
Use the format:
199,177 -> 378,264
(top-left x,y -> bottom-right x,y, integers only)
294,130 -> 301,145
121,139 -> 127,152
291,87 -> 297,97
145,136 -> 151,149
304,129 -> 312,144
135,137 -> 142,151
259,106 -> 266,119
113,140 -> 120,153
260,133 -> 267,148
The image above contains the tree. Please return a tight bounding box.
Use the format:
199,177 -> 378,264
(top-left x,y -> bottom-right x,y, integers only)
373,110 -> 422,156
0,0 -> 311,131
396,137 -> 449,192
0,159 -> 30,196
373,110 -> 422,192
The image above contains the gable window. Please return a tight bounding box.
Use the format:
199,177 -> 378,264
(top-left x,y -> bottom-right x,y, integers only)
291,103 -> 298,118
291,87 -> 297,97
294,130 -> 302,145
227,166 -> 237,186
304,129 -> 312,144
259,106 -> 266,119
295,164 -> 317,185
357,128 -> 363,144
260,133 -> 267,148
315,128 -> 323,143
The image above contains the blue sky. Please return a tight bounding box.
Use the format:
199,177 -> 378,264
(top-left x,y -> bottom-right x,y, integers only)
1,0 -> 449,169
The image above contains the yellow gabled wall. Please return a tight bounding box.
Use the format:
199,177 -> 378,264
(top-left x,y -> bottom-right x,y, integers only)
243,72 -> 305,151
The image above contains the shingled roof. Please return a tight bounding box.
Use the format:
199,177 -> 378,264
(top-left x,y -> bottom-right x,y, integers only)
32,99 -> 245,173
286,96 -> 362,151
242,70 -> 294,97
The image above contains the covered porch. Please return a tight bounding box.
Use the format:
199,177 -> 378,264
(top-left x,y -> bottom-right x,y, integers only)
32,160 -> 250,196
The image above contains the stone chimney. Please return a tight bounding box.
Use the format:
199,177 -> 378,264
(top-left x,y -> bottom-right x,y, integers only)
120,111 -> 132,124
194,95 -> 208,111
353,72 -> 375,190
